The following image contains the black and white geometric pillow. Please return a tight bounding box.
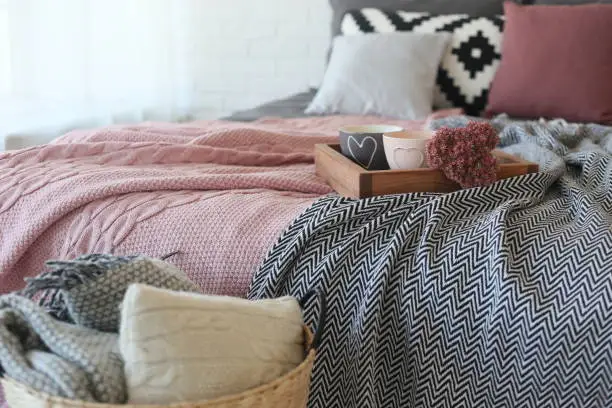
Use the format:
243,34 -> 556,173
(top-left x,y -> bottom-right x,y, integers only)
341,8 -> 504,116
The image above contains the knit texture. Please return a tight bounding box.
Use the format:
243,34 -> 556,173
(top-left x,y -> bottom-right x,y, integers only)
119,284 -> 304,404
0,254 -> 204,404
0,121 -> 334,296
0,295 -> 125,403
0,115 -> 440,297
20,254 -> 201,332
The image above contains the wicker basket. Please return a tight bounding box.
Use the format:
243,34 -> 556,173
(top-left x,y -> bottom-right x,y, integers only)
2,291 -> 327,408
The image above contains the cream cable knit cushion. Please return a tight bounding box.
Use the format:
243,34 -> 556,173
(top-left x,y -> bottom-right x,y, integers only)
119,284 -> 305,404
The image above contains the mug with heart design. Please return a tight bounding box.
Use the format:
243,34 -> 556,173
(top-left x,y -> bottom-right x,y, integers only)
383,130 -> 433,170
339,125 -> 403,170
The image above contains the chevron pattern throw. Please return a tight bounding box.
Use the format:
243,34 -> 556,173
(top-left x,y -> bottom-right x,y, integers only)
249,116 -> 612,408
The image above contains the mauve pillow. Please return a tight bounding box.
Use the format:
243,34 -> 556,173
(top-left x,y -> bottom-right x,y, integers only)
486,2 -> 612,124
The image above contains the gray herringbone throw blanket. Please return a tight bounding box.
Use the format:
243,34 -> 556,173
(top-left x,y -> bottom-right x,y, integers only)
249,115 -> 612,408
0,254 -> 201,403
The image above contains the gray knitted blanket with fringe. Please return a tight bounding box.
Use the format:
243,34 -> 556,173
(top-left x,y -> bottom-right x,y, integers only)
0,254 -> 200,403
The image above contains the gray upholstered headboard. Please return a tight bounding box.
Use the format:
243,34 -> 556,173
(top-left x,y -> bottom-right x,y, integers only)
329,0 -> 507,38
328,0 -> 608,38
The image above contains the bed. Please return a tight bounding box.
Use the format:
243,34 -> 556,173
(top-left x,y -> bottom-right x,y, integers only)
0,0 -> 529,296
1,1 -> 612,408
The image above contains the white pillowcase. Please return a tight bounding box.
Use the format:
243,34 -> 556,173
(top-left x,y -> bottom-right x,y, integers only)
306,32 -> 451,119
119,284 -> 304,404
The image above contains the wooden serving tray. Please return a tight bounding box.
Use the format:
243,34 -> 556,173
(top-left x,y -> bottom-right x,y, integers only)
315,144 -> 539,199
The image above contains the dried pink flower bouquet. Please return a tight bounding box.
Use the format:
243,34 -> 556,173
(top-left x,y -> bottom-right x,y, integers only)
426,122 -> 500,189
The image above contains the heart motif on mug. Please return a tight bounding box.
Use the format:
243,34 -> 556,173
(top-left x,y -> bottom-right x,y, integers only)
347,136 -> 378,169
392,147 -> 424,169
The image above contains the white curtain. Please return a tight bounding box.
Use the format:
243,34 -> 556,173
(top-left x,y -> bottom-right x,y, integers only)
0,0 -> 198,146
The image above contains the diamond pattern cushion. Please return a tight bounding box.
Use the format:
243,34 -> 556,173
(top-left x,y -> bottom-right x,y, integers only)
329,0 -> 507,37
341,8 -> 504,116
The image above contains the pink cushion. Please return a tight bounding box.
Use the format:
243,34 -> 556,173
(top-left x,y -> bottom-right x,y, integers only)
486,2 -> 612,124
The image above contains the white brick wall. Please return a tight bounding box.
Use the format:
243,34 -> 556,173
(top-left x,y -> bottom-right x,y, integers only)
191,0 -> 331,118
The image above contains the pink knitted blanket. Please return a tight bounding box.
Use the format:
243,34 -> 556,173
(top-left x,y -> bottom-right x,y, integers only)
0,124 -> 332,295
0,114 -> 447,298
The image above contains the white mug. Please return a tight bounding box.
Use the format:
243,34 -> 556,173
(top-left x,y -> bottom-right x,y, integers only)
383,130 -> 433,170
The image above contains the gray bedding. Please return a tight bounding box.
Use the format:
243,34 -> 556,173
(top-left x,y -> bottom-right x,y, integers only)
221,89 -> 318,122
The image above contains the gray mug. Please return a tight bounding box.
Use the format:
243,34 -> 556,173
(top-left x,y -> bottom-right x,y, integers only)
339,125 -> 403,170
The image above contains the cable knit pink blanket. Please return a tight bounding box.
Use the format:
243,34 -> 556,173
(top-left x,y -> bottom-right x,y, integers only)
0,114 -> 449,298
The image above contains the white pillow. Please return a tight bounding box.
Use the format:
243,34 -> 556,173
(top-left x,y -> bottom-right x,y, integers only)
306,32 -> 451,119
119,284 -> 304,404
